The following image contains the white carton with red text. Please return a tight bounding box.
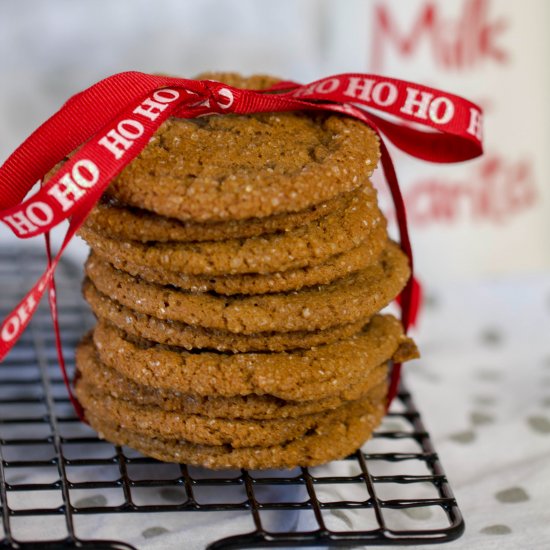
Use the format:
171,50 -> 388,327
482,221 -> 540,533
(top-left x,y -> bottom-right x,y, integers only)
324,0 -> 550,281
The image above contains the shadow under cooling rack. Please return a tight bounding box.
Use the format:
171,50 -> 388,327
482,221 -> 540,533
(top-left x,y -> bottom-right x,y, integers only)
0,248 -> 464,549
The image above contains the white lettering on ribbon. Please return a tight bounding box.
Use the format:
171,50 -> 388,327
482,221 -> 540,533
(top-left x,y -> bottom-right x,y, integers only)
4,202 -> 54,235
47,159 -> 100,211
99,88 -> 180,159
401,87 -> 455,124
467,108 -> 483,139
344,77 -> 398,107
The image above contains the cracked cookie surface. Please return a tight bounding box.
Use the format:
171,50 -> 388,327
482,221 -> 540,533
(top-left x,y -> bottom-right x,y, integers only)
91,315 -> 417,401
83,189 -> 353,243
84,241 -> 409,334
79,184 -> 385,276
86,391 -> 386,470
103,73 -> 380,223
76,335 -> 388,419
83,281 -> 373,352
91,225 -> 387,296
77,380 -> 384,448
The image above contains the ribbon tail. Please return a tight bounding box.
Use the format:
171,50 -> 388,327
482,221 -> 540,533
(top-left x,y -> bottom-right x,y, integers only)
44,231 -> 86,422
378,140 -> 415,408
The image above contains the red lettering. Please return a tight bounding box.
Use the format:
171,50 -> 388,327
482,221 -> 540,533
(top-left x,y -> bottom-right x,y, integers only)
371,0 -> 508,71
377,154 -> 537,227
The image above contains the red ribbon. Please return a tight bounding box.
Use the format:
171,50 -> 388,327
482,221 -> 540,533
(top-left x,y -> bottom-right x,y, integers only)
0,72 -> 483,417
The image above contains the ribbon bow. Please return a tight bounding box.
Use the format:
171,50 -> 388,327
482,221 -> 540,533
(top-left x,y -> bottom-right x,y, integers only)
0,72 -> 483,417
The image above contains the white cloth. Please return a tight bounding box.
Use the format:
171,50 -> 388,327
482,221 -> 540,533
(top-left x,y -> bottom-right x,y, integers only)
400,274 -> 550,550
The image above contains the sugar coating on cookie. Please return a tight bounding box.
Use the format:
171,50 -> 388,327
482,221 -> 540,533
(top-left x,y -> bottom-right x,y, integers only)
84,242 -> 410,334
104,73 -> 380,222
77,382 -> 384,448
98,232 -> 386,296
76,336 -> 388,419
83,281 -> 373,352
84,189 -> 352,243
85,394 -> 386,470
79,184 -> 385,276
91,315 -> 417,400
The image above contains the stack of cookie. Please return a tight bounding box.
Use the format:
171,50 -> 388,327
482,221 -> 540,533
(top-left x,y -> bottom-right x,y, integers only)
74,73 -> 418,470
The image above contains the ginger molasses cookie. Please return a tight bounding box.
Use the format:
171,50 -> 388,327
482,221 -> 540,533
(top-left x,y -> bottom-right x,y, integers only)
76,335 -> 387,419
84,189 -> 352,243
83,281 -> 371,352
79,184 -> 384,276
77,383 -> 381,448
92,315 -> 418,401
97,225 -> 387,295
84,241 -> 410,334
104,72 -> 380,223
85,391 -> 386,469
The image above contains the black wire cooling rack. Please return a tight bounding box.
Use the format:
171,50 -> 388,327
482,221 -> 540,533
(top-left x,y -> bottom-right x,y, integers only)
0,247 -> 464,549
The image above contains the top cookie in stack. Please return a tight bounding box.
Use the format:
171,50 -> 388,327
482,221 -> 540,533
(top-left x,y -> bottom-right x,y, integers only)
75,73 -> 419,470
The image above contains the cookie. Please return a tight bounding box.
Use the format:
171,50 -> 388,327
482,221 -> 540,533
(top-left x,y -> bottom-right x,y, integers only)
76,381 -> 383,448
92,315 -> 417,400
79,184 -> 384,276
85,393 -> 386,469
98,226 -> 387,295
75,335 -> 387,419
83,189 -> 352,243
84,241 -> 410,334
103,73 -> 380,223
83,281 -> 372,352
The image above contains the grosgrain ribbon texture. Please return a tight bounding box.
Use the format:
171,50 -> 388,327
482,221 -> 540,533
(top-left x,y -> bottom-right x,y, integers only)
0,72 -> 483,416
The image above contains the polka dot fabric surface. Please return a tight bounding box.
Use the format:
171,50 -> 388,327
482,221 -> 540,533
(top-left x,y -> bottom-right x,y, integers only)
399,275 -> 550,549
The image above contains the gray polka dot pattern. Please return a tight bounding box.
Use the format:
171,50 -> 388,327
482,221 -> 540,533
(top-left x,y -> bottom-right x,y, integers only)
422,293 -> 440,309
74,494 -> 107,508
142,526 -> 170,539
527,416 -> 550,434
403,275 -> 550,548
401,507 -> 433,520
480,328 -> 503,346
330,509 -> 353,529
475,368 -> 502,382
480,525 -> 512,535
449,430 -> 476,444
470,411 -> 494,426
472,395 -> 497,406
160,488 -> 186,502
495,487 -> 529,504
383,421 -> 405,432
